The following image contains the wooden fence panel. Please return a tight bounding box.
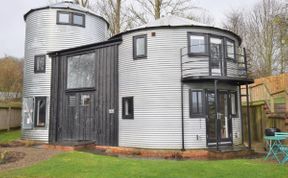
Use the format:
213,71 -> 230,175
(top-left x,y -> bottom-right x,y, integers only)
0,108 -> 21,130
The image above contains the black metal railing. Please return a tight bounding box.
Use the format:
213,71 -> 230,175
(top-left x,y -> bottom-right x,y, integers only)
180,44 -> 252,80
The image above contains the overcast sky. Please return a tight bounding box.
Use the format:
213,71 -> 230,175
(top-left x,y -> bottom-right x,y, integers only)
0,0 -> 259,59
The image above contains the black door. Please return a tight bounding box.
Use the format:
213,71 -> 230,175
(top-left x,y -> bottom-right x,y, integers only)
206,90 -> 233,146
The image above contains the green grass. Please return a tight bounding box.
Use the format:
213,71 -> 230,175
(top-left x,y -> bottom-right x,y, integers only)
0,130 -> 21,144
0,151 -> 287,178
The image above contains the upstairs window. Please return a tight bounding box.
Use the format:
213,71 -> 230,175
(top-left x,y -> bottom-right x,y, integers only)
72,13 -> 85,26
34,97 -> 46,127
188,33 -> 208,56
67,53 -> 95,89
57,11 -> 85,27
226,39 -> 235,60
122,97 -> 134,119
133,35 -> 147,59
189,90 -> 204,117
34,55 -> 46,73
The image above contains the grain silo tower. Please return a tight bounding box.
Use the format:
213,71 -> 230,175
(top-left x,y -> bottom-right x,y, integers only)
22,1 -> 109,142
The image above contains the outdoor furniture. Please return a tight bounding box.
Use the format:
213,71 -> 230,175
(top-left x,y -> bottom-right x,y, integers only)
264,132 -> 288,164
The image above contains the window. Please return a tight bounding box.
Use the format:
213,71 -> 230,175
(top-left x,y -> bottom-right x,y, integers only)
72,13 -> 85,27
57,11 -> 85,27
67,53 -> 95,89
226,39 -> 235,60
133,35 -> 147,59
122,97 -> 134,119
188,33 -> 208,56
34,97 -> 46,127
34,55 -> 46,73
189,90 -> 204,117
81,94 -> 91,106
230,92 -> 237,116
57,11 -> 70,24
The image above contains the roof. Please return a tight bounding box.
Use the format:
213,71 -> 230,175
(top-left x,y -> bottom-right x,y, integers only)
24,1 -> 109,27
134,15 -> 209,29
112,15 -> 242,44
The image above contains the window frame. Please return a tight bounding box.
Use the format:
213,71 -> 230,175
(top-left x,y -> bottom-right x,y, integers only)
57,11 -> 85,27
133,34 -> 147,60
187,32 -> 209,57
229,91 -> 238,117
34,96 -> 47,128
189,89 -> 205,118
224,38 -> 236,61
34,55 -> 46,73
65,51 -> 96,92
122,97 -> 134,119
72,12 -> 85,27
57,11 -> 71,25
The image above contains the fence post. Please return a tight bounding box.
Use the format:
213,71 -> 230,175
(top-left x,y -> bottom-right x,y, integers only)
7,107 -> 11,131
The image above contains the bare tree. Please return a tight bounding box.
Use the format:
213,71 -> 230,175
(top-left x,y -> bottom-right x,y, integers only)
74,0 -> 89,7
128,0 -> 198,26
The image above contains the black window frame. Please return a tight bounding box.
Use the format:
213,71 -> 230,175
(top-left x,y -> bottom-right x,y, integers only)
34,96 -> 47,128
229,91 -> 238,117
34,55 -> 46,73
189,90 -> 205,118
72,12 -> 86,27
187,32 -> 209,57
133,34 -> 147,59
122,97 -> 134,119
57,11 -> 71,25
225,38 -> 236,61
57,11 -> 85,27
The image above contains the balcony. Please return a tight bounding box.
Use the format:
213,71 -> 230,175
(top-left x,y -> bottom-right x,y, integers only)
180,44 -> 253,85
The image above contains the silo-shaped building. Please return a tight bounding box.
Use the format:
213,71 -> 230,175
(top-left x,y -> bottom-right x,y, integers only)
22,1 -> 109,142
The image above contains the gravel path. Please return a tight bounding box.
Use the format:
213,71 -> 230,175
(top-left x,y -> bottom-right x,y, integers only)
0,146 -> 62,172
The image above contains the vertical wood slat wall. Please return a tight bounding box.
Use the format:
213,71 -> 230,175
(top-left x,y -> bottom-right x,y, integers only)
49,42 -> 119,146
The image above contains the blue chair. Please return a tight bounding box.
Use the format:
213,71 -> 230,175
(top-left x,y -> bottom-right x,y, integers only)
275,132 -> 288,164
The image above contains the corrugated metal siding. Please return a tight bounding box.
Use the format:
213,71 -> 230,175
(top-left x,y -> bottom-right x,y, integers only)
119,27 -> 242,149
23,8 -> 108,142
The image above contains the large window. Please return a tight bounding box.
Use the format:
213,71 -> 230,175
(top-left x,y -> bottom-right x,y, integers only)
67,53 -> 95,89
188,33 -> 208,56
133,35 -> 147,59
34,97 -> 46,127
57,11 -> 85,27
34,55 -> 46,73
225,39 -> 235,60
122,97 -> 134,119
189,90 -> 204,117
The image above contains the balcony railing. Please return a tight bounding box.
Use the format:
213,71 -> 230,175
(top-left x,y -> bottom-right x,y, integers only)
180,44 -> 252,83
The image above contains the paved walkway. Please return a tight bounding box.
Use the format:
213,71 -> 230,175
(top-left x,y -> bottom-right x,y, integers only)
0,146 -> 61,172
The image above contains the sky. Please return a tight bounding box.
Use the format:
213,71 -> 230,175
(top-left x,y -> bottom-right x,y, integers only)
0,0 -> 259,59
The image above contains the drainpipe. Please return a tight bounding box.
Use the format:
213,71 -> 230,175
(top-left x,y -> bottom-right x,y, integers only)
180,48 -> 185,151
214,80 -> 219,150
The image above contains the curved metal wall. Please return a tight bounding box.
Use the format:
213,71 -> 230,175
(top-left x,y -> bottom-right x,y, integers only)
118,27 -> 242,149
22,8 -> 108,142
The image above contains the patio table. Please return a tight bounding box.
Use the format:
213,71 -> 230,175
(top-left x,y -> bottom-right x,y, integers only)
264,136 -> 288,164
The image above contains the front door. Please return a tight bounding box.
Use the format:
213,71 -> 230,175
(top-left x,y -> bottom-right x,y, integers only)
207,90 -> 233,146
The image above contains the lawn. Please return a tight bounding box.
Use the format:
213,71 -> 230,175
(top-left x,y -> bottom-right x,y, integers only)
0,151 -> 287,178
0,130 -> 21,144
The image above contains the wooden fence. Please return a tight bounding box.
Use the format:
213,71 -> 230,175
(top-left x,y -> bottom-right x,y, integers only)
241,73 -> 288,143
0,107 -> 21,131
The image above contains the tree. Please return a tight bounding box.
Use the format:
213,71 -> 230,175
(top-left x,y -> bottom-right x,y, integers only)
0,57 -> 23,100
222,0 -> 287,77
74,0 -> 89,7
128,0 -> 198,25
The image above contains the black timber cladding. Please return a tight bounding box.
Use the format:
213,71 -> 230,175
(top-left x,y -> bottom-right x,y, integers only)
49,39 -> 121,146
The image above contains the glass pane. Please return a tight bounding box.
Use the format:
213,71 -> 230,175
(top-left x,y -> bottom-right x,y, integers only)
81,95 -> 91,106
67,53 -> 95,89
197,92 -> 202,113
36,98 -> 46,127
136,37 -> 145,56
208,93 -> 216,141
219,93 -> 228,139
190,35 -> 205,53
36,56 -> 45,71
124,99 -> 129,115
73,14 -> 84,26
191,92 -> 198,113
227,41 -> 235,59
231,93 -> 237,115
59,13 -> 70,23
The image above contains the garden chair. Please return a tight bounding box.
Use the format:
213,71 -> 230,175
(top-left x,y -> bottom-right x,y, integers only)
275,132 -> 288,164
